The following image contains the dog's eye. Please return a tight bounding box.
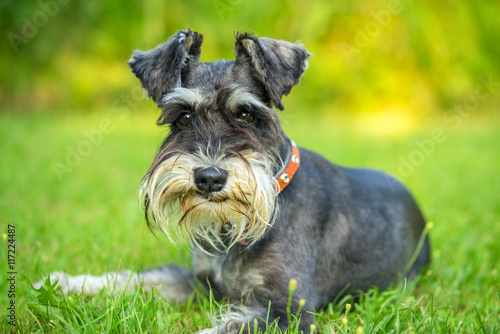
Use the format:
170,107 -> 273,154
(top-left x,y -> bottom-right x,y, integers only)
237,109 -> 254,124
177,113 -> 192,127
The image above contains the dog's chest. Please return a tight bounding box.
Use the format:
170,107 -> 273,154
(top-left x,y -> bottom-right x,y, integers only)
192,250 -> 265,300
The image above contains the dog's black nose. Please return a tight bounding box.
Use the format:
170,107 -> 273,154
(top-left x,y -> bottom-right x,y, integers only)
194,167 -> 228,194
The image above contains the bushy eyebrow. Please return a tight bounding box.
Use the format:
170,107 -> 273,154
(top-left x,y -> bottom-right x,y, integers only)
225,87 -> 268,111
162,87 -> 204,106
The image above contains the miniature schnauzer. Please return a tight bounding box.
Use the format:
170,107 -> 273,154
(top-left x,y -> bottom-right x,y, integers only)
36,29 -> 430,333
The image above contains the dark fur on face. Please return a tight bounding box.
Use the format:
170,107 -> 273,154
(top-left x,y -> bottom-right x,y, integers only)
129,29 -> 311,250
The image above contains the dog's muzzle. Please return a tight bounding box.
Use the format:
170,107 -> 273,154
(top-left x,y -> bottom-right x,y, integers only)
140,140 -> 300,251
140,150 -> 279,251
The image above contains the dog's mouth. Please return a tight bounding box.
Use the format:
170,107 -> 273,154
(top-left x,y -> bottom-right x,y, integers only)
195,191 -> 228,203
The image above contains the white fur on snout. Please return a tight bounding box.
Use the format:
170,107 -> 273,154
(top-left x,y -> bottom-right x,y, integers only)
141,150 -> 278,252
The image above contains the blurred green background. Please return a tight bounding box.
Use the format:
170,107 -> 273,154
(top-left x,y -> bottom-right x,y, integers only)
1,0 -> 499,121
1,1 -> 500,331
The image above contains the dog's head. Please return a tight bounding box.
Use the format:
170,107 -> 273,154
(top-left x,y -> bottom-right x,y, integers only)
129,29 -> 310,251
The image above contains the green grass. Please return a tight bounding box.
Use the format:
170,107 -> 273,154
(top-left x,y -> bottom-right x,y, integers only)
1,110 -> 499,333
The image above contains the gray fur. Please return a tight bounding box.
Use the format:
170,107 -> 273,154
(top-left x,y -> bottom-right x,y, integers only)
35,29 -> 430,334
128,29 -> 203,104
234,32 -> 311,110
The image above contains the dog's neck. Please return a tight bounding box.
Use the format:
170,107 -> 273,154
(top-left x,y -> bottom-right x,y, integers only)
274,136 -> 301,193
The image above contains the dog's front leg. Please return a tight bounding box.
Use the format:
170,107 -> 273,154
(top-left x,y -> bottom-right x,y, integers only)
194,248 -> 315,334
198,287 -> 315,334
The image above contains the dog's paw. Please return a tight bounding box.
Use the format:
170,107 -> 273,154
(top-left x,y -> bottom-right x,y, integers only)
196,321 -> 244,334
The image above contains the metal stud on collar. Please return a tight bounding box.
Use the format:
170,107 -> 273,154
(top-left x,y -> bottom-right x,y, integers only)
280,173 -> 290,184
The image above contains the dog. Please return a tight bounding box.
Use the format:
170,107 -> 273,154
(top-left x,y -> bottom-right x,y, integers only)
35,29 -> 430,333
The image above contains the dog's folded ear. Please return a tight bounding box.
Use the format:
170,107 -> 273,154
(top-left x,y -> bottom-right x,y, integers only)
234,32 -> 311,110
128,29 -> 203,105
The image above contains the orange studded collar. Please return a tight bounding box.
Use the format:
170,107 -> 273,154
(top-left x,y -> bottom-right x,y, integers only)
276,140 -> 300,193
